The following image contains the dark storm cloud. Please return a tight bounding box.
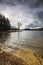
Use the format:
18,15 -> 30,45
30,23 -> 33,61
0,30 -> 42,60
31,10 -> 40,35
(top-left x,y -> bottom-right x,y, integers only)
29,0 -> 43,8
0,0 -> 43,8
36,11 -> 43,21
0,0 -> 43,9
35,11 -> 43,27
0,0 -> 18,6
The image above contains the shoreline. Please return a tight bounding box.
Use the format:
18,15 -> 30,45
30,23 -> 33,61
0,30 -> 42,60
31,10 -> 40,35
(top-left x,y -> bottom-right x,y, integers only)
0,43 -> 43,65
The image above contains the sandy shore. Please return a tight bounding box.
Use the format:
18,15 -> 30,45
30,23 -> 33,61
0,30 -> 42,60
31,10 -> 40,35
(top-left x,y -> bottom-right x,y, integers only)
0,44 -> 43,65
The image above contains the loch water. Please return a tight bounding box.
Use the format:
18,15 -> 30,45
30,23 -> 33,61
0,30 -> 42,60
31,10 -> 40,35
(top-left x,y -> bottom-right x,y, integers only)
0,31 -> 43,56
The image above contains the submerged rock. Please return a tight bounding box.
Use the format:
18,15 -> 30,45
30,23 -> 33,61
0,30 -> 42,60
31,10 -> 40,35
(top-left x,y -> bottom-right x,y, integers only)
0,44 -> 43,65
0,52 -> 27,65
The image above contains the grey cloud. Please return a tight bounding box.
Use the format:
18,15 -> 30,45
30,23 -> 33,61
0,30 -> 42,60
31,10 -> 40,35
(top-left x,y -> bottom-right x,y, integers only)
29,0 -> 43,8
0,0 -> 18,6
25,20 -> 43,29
34,11 -> 43,26
26,23 -> 39,29
36,11 -> 43,21
0,0 -> 43,8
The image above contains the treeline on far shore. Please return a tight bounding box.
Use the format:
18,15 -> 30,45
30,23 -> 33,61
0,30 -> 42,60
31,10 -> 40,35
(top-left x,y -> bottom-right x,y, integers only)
24,28 -> 43,31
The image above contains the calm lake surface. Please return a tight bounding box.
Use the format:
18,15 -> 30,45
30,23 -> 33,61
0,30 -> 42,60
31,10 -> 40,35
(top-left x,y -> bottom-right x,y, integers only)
0,31 -> 43,56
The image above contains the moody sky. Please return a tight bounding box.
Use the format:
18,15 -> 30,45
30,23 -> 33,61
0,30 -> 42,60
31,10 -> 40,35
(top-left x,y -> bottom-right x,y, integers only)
0,0 -> 43,29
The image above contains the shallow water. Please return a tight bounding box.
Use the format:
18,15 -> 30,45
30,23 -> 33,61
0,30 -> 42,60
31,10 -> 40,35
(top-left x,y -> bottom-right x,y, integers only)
0,31 -> 43,56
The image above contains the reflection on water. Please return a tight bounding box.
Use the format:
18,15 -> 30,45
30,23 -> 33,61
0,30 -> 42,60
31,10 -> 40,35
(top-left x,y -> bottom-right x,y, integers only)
0,31 -> 43,56
0,33 -> 10,44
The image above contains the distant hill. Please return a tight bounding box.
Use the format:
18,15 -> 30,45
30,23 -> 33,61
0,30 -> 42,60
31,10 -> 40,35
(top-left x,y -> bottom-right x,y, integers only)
24,28 -> 43,30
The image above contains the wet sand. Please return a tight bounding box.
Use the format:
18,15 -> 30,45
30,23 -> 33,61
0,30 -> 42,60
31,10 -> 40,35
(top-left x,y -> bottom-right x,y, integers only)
0,44 -> 43,65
